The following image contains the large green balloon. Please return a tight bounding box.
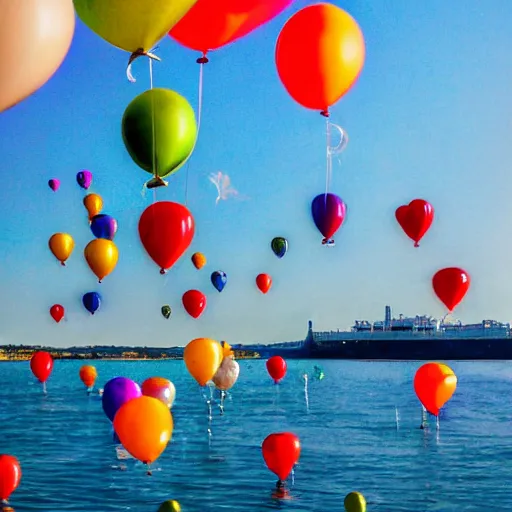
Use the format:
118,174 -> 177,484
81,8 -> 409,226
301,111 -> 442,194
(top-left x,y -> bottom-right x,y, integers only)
344,491 -> 366,512
122,88 -> 197,179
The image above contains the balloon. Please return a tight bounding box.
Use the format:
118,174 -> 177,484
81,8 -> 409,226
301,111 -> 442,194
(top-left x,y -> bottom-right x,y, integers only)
184,338 -> 223,386
0,455 -> 21,502
139,201 -> 195,274
262,432 -> 301,481
432,267 -> 470,312
414,363 -> 457,416
221,341 -> 234,358
102,377 -> 142,422
82,292 -> 101,315
212,357 -> 240,391
266,355 -> 287,383
122,89 -> 197,185
275,4 -> 365,114
344,492 -> 367,512
182,290 -> 207,318
256,273 -> 272,294
395,199 -> 434,247
170,0 -> 293,56
30,351 -> 53,383
76,170 -> 92,190
49,304 -> 65,323
142,377 -> 176,408
83,193 -> 103,220
48,233 -> 75,266
0,0 -> 75,113
84,239 -> 119,283
311,193 -> 346,244
48,179 -> 60,192
211,270 -> 227,293
271,237 -> 288,258
161,305 -> 172,319
79,365 -> 97,388
113,396 -> 173,464
73,0 -> 197,53
158,500 -> 181,512
191,252 -> 206,269
90,214 -> 118,240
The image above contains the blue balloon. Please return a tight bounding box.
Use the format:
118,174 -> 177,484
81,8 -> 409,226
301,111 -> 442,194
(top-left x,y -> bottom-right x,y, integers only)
211,270 -> 227,293
90,214 -> 118,240
102,377 -> 141,422
82,292 -> 101,315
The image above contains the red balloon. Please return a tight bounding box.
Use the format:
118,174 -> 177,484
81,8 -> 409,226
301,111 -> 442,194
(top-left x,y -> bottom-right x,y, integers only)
432,267 -> 470,312
30,351 -> 53,383
256,273 -> 272,294
138,201 -> 195,275
262,432 -> 301,481
0,455 -> 21,502
266,355 -> 287,383
182,290 -> 207,319
395,199 -> 434,247
49,304 -> 64,323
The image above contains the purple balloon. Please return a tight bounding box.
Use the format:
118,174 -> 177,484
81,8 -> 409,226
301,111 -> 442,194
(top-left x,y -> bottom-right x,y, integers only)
48,179 -> 60,192
102,377 -> 141,422
77,170 -> 93,190
90,214 -> 118,241
311,193 -> 346,242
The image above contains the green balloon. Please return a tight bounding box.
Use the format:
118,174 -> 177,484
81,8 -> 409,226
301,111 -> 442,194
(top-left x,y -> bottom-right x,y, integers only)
122,88 -> 197,179
161,305 -> 171,319
344,491 -> 366,512
271,236 -> 288,258
157,500 -> 181,512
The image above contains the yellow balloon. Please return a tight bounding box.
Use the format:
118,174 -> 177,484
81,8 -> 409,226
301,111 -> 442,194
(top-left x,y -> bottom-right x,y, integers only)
344,491 -> 366,512
73,0 -> 198,53
184,338 -> 223,386
84,239 -> 118,283
48,233 -> 75,265
0,0 -> 75,113
83,193 -> 103,220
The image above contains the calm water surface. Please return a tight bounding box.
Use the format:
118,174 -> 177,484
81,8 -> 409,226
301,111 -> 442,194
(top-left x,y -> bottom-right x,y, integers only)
0,360 -> 511,511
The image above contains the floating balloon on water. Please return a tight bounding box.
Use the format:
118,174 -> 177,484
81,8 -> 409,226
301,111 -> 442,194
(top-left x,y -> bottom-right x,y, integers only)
48,233 -> 74,266
83,193 -> 103,220
90,214 -> 118,240
256,273 -> 272,294
262,432 -> 301,481
414,363 -> 457,416
76,170 -> 92,190
79,365 -> 97,388
311,193 -> 346,245
157,500 -> 181,512
432,267 -> 470,313
161,305 -> 172,319
82,292 -> 101,315
142,377 -> 176,408
184,338 -> 223,386
182,290 -> 206,319
191,252 -> 206,269
49,304 -> 64,323
0,454 -> 21,504
30,351 -> 53,384
395,199 -> 434,248
344,491 -> 367,512
266,356 -> 287,383
211,270 -> 227,293
271,237 -> 288,258
113,396 -> 173,464
102,377 -> 142,422
84,239 -> 119,283
48,179 -> 60,192
212,357 -> 240,391
139,201 -> 195,274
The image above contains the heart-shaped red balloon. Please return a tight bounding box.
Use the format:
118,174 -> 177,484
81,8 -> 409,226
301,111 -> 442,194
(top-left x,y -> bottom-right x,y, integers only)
170,0 -> 293,55
0,454 -> 21,502
432,267 -> 470,312
30,351 -> 54,383
139,202 -> 194,274
262,432 -> 301,481
395,199 -> 434,247
182,290 -> 207,319
50,304 -> 64,323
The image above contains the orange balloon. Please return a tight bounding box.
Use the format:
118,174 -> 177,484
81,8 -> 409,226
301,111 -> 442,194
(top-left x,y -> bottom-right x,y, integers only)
83,193 -> 103,220
221,341 -> 234,358
413,363 -> 457,416
79,365 -> 97,388
113,396 -> 173,464
191,252 -> 206,270
48,233 -> 75,265
84,239 -> 119,283
184,338 -> 223,386
275,3 -> 365,113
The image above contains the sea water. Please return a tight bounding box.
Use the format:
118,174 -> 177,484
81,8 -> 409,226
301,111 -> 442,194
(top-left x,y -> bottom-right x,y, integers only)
0,359 -> 511,511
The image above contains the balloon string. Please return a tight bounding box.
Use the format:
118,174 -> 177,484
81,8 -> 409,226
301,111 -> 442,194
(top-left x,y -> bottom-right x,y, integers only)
150,58 -> 157,190
325,118 -> 333,196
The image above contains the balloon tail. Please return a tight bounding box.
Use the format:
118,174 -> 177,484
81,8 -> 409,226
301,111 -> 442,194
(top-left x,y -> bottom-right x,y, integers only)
320,109 -> 329,118
126,47 -> 161,83
420,405 -> 427,429
303,373 -> 309,412
414,241 -> 420,248
140,181 -> 148,198
395,406 -> 400,430
145,176 -> 168,189
98,279 -> 102,284
60,261 -> 66,266
42,382 -> 47,395
159,268 -> 167,275
146,463 -> 152,476
436,415 -> 440,431
219,390 -> 225,416
291,467 -> 295,486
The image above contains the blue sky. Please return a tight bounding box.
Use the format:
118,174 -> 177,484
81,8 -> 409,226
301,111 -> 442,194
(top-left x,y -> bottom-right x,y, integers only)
1,0 -> 512,348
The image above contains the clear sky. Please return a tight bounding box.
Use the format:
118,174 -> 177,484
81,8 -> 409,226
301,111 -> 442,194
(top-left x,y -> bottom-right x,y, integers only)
1,0 -> 512,348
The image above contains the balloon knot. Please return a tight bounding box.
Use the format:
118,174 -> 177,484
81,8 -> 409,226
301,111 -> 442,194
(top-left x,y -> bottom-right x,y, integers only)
98,279 -> 102,284
160,269 -> 167,275
321,238 -> 328,245
320,109 -> 330,118
414,242 -> 420,248
60,261 -> 66,266
197,55 -> 209,64
126,48 -> 161,83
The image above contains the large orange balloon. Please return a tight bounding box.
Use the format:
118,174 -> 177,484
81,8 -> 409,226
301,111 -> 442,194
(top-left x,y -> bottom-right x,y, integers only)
48,233 -> 75,266
184,338 -> 223,386
275,3 -> 365,113
84,239 -> 119,283
413,363 -> 457,416
0,0 -> 75,113
83,193 -> 103,220
113,396 -> 173,464
79,365 -> 97,388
